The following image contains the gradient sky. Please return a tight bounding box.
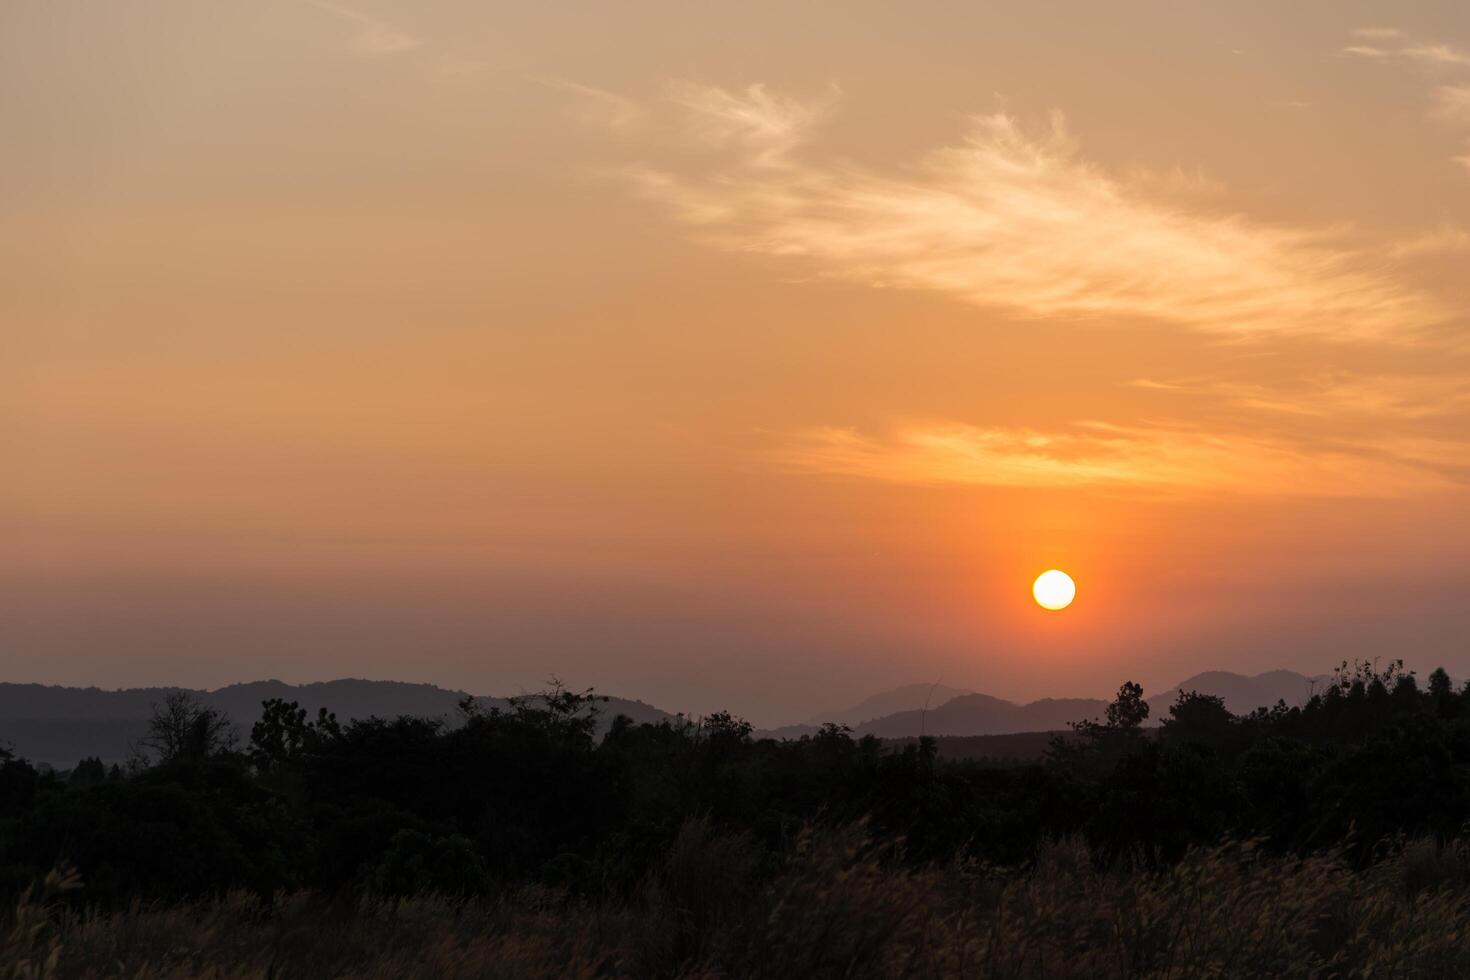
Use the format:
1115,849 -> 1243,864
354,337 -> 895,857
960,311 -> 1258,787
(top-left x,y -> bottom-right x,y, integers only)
5,1 -> 1470,724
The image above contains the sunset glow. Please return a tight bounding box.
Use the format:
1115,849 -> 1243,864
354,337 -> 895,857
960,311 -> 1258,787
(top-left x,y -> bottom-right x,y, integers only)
4,1 -> 1470,724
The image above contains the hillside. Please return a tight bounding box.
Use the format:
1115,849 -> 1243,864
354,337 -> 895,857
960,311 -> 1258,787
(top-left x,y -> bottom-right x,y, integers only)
851,670 -> 1326,738
804,683 -> 975,727
0,680 -> 673,767
0,669 -> 1335,766
1152,669 -> 1328,715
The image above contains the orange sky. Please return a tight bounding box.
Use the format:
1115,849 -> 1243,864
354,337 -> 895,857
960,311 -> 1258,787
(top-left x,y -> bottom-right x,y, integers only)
5,1 -> 1470,723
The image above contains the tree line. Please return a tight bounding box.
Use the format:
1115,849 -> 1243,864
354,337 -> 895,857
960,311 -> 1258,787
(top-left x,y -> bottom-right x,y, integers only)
1,660 -> 1468,906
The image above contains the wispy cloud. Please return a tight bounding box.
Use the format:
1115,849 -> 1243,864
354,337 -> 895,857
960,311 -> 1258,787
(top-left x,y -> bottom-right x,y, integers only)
1342,40 -> 1470,67
1434,86 -> 1470,168
665,82 -> 838,166
773,420 -> 1464,498
1387,223 -> 1470,259
1132,372 -> 1470,421
1435,85 -> 1470,124
1345,31 -> 1470,174
300,0 -> 421,56
1352,27 -> 1405,41
529,75 -> 646,130
569,78 -> 1470,499
619,84 -> 1441,341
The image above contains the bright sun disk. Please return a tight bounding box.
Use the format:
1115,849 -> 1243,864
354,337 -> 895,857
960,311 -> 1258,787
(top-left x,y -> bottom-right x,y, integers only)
1032,569 -> 1076,610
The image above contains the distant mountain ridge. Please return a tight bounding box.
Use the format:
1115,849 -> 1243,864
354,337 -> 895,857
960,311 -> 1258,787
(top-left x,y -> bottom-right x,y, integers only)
760,669 -> 1330,740
0,679 -> 674,767
851,694 -> 1107,739
2,669 -> 1334,767
1149,670 -> 1328,714
803,683 -> 976,727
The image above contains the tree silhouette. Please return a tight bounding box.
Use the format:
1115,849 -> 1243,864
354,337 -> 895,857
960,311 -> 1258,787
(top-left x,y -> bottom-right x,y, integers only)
249,699 -> 340,773
1161,690 -> 1231,744
137,692 -> 236,765
1106,681 -> 1149,729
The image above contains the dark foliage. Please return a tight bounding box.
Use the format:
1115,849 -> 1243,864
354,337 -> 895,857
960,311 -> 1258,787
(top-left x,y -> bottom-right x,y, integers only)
134,691 -> 238,766
3,661 -> 1469,909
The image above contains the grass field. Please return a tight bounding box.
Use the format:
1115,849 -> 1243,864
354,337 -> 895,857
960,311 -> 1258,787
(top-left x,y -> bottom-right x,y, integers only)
9,823 -> 1470,980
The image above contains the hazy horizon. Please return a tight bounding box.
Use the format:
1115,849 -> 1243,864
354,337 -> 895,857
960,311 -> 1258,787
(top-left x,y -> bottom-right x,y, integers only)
6,1 -> 1470,728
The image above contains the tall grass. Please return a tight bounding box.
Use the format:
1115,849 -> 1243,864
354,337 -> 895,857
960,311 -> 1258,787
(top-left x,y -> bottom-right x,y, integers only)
8,825 -> 1470,979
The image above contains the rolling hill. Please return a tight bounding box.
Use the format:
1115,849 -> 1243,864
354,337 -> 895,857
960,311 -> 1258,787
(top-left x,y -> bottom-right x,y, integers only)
848,670 -> 1329,739
1,669 -> 1336,767
0,680 -> 673,768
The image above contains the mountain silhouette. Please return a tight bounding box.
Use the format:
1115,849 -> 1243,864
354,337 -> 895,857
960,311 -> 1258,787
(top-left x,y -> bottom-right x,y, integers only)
804,683 -> 975,727
1153,669 -> 1328,714
1,669 -> 1336,766
854,694 -> 1104,738
848,670 -> 1328,738
0,679 -> 673,767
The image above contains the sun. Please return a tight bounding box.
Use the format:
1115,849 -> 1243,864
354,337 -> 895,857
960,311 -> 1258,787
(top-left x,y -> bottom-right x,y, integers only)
1032,569 -> 1076,610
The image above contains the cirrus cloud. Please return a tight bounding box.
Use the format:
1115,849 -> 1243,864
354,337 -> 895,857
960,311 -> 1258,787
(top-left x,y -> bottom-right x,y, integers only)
1345,29 -> 1470,173
774,421 -> 1466,498
1132,372 -> 1470,421
299,0 -> 421,56
622,84 -> 1445,341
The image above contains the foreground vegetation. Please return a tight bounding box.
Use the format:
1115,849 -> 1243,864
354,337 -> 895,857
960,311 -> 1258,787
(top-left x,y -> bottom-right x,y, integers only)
6,659 -> 1470,976
10,829 -> 1470,978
